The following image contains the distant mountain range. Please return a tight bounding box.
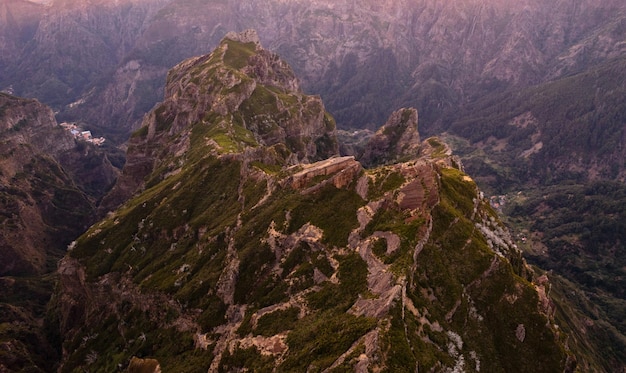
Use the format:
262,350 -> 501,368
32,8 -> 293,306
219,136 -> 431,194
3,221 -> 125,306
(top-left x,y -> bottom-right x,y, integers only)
2,0 -> 626,207
2,0 -> 626,138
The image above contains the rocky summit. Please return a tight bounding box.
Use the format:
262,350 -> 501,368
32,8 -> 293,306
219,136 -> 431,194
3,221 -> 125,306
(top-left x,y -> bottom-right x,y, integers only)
53,32 -> 574,372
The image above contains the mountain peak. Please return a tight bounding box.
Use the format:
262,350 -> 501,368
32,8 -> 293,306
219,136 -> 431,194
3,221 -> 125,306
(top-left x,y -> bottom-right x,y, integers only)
224,29 -> 261,46
57,32 -> 572,372
99,32 -> 338,213
360,107 -> 421,167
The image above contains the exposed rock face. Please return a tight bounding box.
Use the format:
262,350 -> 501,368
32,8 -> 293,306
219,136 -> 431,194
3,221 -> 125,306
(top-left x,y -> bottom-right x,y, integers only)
100,31 -> 338,214
0,93 -> 118,372
55,38 -> 573,373
289,156 -> 361,190
359,107 -> 420,167
0,93 -> 87,275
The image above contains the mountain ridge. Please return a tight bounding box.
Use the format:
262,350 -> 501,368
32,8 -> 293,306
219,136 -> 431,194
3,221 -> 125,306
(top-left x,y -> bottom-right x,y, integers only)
53,33 -> 575,373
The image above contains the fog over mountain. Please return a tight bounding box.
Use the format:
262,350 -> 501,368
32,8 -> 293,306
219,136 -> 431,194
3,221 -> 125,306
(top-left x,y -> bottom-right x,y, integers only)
1,0 -> 626,371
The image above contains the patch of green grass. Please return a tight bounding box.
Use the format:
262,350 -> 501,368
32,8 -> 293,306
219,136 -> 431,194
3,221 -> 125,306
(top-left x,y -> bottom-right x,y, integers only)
73,157 -> 242,285
289,184 -> 365,247
367,168 -> 406,200
363,205 -> 425,273
282,311 -> 376,372
307,252 -> 367,312
154,104 -> 175,133
466,258 -> 567,373
439,167 -> 477,218
251,161 -> 281,174
219,345 -> 275,372
371,236 -> 388,260
426,137 -> 449,158
242,178 -> 267,209
379,305 -> 419,372
311,253 -> 334,278
240,86 -> 279,122
234,243 -> 283,305
327,343 -> 365,372
222,40 -> 257,69
255,307 -> 300,337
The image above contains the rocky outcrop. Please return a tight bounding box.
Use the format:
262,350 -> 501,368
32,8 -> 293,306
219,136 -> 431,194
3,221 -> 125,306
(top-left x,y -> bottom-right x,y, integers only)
289,156 -> 361,190
100,31 -> 338,214
359,107 -> 420,167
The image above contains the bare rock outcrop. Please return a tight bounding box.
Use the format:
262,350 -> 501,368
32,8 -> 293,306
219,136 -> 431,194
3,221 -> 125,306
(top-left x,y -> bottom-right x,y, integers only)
359,107 -> 420,168
289,156 -> 362,190
100,30 -> 339,214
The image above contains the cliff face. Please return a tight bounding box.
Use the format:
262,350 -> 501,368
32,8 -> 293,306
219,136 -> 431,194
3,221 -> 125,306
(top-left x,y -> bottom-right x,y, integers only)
99,30 -> 337,214
55,35 -> 572,373
0,93 -> 89,275
0,92 -> 119,372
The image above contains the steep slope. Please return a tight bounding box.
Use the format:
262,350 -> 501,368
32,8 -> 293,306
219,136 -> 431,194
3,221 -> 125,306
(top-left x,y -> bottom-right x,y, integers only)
449,56 -> 626,188
0,93 -> 117,372
438,56 -> 626,370
98,30 -> 337,214
55,34 -> 572,373
0,0 -> 44,80
0,93 -> 92,275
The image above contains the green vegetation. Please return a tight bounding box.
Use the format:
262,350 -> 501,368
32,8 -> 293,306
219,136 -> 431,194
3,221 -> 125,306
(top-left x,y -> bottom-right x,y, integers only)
307,252 -> 368,312
222,40 -> 257,69
426,137 -> 449,158
219,345 -> 274,372
255,307 -> 300,336
450,56 -> 626,187
282,311 -> 376,372
505,182 -> 626,368
154,105 -> 175,133
399,164 -> 570,372
59,307 -> 213,373
73,157 -> 242,282
43,32 -> 594,373
367,167 -> 406,200
288,184 -> 365,248
549,272 -> 626,372
363,205 -> 424,273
